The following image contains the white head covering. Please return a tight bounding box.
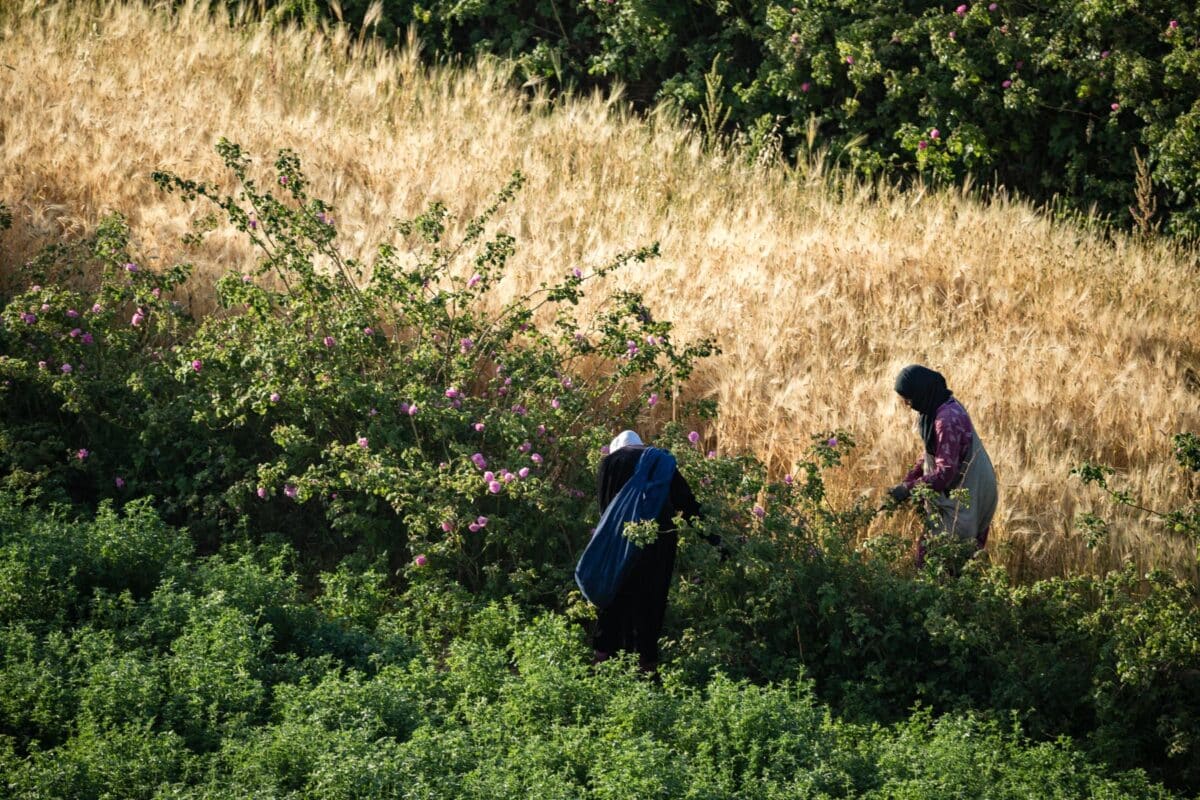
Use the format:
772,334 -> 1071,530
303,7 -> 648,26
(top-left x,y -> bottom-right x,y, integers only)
608,430 -> 644,453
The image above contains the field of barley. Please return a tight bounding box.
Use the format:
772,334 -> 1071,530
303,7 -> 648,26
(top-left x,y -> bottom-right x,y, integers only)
2,0 -> 1198,580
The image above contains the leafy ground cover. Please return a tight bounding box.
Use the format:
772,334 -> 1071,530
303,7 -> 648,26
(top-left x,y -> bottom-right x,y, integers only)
0,145 -> 1198,796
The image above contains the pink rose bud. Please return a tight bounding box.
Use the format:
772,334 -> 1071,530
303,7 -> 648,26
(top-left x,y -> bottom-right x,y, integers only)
441,520 -> 454,532
191,359 -> 202,373
407,403 -> 418,416
955,4 -> 967,16
66,309 -> 79,318
918,140 -> 928,150
76,448 -> 89,460
257,486 -> 268,499
115,477 -> 125,489
474,422 -> 485,432
518,467 -> 530,479
467,273 -> 482,288
414,554 -> 428,567
845,55 -> 854,64
445,388 -> 459,398
323,336 -> 335,347
930,128 -> 940,139
530,453 -> 543,464
784,473 -> 794,485
800,82 -> 811,92
363,327 -> 374,336
551,398 -> 560,409
648,393 -> 659,406
124,262 -> 139,272
1002,79 -> 1012,88
270,392 -> 280,402
1110,102 -> 1120,111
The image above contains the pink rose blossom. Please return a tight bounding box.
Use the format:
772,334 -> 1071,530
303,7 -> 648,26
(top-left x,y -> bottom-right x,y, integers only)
131,310 -> 145,327
414,554 -> 428,567
753,505 -> 766,518
445,387 -> 460,399
827,437 -> 839,447
270,392 -> 280,402
688,431 -> 700,445
784,474 -> 794,486
551,398 -> 560,409
474,422 -> 485,432
441,520 -> 454,532
530,453 -> 543,465
845,55 -> 855,64
800,82 -> 811,92
66,309 -> 79,318
357,436 -> 369,448
363,327 -> 374,336
930,128 -> 940,139
1002,79 -> 1012,88
69,328 -> 81,338
191,359 -> 202,373
1110,102 -> 1120,111
91,303 -> 102,314
257,486 -> 268,499
323,336 -> 335,348
955,4 -> 967,16
484,471 -> 495,482
76,448 -> 89,460
81,333 -> 94,345
468,522 -> 481,532
918,140 -> 928,150
476,515 -> 489,527
61,363 -> 73,374
488,480 -> 502,493
467,273 -> 482,288
284,484 -> 298,499
472,453 -> 488,469
407,403 -> 418,416
115,477 -> 125,489
124,262 -> 139,273
648,393 -> 659,407
518,467 -> 530,479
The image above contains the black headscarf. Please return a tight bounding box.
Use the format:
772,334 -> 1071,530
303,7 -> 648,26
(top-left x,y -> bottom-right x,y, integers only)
894,364 -> 953,454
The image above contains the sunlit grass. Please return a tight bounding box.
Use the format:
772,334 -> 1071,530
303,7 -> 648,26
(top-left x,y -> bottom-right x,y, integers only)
2,0 -> 1197,580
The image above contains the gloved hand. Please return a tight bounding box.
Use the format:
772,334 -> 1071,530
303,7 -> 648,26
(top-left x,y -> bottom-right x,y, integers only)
888,483 -> 912,504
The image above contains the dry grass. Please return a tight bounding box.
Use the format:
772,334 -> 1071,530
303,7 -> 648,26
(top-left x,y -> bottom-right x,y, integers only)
3,0 -> 1198,580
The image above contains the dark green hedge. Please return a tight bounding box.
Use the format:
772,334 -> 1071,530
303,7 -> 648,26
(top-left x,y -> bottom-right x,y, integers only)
269,0 -> 1200,237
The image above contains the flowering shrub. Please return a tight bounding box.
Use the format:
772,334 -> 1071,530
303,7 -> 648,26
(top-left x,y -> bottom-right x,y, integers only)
264,0 -> 1200,237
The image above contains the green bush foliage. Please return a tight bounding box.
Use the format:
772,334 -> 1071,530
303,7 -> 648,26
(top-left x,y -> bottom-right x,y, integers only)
258,0 -> 1200,237
1,143 -> 1198,796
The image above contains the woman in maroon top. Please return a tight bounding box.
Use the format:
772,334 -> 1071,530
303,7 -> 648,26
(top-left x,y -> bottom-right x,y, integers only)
888,365 -> 998,561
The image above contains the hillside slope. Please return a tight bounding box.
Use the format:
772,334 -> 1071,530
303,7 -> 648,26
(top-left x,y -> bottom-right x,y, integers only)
2,0 -> 1198,578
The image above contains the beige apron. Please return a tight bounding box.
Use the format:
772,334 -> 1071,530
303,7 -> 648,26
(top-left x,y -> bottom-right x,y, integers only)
923,431 -> 997,542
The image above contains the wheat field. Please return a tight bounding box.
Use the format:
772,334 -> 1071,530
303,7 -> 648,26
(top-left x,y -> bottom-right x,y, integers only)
3,0 -> 1198,580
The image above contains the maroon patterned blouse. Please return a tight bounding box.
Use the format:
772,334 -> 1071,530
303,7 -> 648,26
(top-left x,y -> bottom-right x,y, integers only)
902,399 -> 975,493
